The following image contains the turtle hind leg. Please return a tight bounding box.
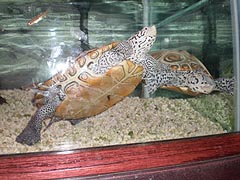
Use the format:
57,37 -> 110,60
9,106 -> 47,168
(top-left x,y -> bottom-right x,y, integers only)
16,103 -> 56,146
214,77 -> 234,95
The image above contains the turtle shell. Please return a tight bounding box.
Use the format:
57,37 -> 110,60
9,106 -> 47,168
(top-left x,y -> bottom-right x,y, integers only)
34,42 -> 143,119
150,50 -> 213,96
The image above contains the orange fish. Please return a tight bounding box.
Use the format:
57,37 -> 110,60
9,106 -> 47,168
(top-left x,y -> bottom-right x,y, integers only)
27,9 -> 49,26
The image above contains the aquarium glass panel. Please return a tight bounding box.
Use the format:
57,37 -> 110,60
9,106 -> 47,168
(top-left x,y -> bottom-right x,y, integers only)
0,0 -> 238,154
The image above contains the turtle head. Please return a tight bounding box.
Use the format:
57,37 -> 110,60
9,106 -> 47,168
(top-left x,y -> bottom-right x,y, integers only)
128,26 -> 157,56
187,73 -> 215,94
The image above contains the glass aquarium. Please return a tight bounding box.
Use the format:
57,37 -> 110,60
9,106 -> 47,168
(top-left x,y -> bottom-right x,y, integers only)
0,0 -> 239,154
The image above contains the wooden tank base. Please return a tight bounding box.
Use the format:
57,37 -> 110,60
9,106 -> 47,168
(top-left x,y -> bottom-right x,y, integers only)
0,133 -> 240,179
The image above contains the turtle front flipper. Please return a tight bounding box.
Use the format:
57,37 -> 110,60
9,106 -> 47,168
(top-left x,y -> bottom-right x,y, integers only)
214,77 -> 234,95
16,102 -> 57,145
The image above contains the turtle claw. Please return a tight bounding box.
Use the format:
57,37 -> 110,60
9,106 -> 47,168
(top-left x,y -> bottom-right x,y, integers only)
16,126 -> 41,145
69,119 -> 82,125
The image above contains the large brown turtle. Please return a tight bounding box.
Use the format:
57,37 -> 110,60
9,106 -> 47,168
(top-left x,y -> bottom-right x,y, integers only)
16,26 -> 157,145
16,26 -> 234,145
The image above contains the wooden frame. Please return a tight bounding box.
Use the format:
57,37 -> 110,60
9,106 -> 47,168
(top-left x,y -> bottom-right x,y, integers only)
0,132 -> 240,179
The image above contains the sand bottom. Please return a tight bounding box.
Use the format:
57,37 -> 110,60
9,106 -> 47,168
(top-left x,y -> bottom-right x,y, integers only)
0,89 -> 233,154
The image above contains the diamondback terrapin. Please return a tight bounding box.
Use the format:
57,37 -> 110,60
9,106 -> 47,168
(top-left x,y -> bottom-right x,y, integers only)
16,26 -> 233,145
16,26 -> 157,145
150,49 -> 234,96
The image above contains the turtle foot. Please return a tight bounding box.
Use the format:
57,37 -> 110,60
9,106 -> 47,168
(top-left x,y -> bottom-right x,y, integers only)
16,127 -> 41,146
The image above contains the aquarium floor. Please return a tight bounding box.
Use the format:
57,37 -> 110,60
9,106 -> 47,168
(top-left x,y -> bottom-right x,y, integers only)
0,89 -> 229,154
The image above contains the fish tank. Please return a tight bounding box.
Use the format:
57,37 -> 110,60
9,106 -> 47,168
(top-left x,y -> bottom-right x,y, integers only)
0,0 -> 239,157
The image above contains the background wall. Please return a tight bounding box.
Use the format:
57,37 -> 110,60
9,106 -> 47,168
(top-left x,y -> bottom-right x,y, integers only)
0,0 -> 233,89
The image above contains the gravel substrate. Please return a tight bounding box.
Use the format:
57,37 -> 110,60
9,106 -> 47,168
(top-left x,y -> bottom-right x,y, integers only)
0,89 -> 231,154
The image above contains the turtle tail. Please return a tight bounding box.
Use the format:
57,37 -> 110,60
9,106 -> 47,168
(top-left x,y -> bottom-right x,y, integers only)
214,77 -> 234,95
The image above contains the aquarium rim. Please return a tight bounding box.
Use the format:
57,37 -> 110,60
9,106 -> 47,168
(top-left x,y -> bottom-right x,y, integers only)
0,133 -> 240,179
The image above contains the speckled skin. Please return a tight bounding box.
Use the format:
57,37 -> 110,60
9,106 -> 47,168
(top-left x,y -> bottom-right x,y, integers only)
214,77 -> 234,95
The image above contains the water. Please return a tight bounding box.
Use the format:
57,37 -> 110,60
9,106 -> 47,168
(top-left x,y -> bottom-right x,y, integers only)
0,0 -> 236,154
